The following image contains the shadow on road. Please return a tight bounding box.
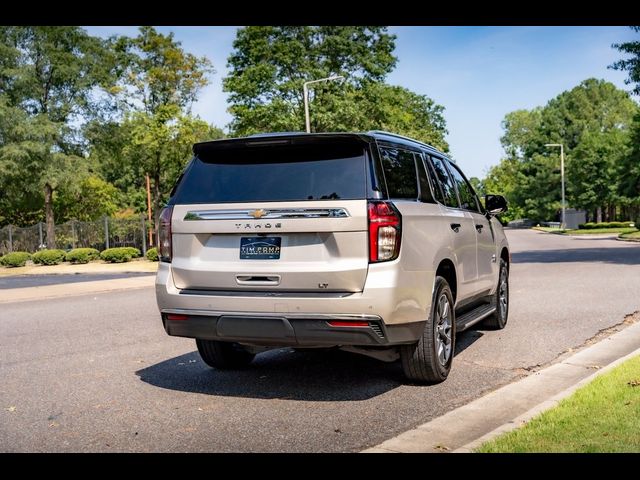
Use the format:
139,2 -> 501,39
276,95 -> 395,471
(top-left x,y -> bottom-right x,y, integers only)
136,348 -> 403,401
512,247 -> 640,265
136,333 -> 483,400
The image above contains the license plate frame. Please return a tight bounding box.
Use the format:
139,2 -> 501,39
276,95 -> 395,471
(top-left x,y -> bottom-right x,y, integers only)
240,237 -> 281,260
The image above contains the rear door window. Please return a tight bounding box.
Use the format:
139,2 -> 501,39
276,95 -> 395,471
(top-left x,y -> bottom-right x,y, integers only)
428,155 -> 459,208
379,146 -> 419,199
171,143 -> 367,204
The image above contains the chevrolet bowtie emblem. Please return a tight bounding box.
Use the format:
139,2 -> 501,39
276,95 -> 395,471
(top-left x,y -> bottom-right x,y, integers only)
249,209 -> 268,219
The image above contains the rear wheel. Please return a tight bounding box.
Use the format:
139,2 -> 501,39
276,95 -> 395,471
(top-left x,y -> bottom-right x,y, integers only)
196,339 -> 256,369
483,259 -> 509,330
400,277 -> 455,383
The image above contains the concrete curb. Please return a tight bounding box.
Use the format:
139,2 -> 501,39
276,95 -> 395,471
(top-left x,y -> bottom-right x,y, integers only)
0,275 -> 155,304
617,236 -> 640,243
453,345 -> 640,452
362,318 -> 640,454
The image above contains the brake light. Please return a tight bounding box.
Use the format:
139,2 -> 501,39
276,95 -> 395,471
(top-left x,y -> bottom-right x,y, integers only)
158,206 -> 173,262
368,201 -> 401,262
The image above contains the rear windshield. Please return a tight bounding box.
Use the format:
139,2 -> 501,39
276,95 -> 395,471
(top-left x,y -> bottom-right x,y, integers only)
171,142 -> 367,204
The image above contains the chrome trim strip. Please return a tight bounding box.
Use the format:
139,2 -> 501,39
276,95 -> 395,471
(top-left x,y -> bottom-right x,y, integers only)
161,308 -> 381,322
184,208 -> 350,221
178,289 -> 354,298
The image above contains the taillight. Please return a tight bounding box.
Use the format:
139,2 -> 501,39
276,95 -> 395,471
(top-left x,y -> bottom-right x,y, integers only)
368,201 -> 401,262
158,206 -> 173,262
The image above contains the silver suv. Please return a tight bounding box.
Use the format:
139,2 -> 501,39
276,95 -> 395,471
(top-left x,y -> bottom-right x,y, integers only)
155,131 -> 510,383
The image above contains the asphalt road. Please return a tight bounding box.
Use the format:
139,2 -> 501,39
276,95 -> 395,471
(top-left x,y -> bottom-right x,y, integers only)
0,272 -> 152,290
1,230 -> 639,452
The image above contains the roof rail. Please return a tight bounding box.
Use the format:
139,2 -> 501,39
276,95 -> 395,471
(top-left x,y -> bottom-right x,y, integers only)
366,130 -> 439,152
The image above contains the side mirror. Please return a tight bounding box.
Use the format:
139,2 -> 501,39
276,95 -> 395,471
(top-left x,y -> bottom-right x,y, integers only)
484,194 -> 508,216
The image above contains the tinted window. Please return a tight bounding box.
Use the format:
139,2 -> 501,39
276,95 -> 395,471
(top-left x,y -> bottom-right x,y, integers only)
447,161 -> 481,212
171,143 -> 367,204
380,146 -> 418,199
423,156 -> 446,204
415,153 -> 435,203
429,156 -> 459,208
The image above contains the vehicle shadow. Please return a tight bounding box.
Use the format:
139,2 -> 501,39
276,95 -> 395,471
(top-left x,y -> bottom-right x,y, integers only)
136,348 -> 403,401
455,328 -> 484,355
136,333 -> 482,401
512,247 -> 640,265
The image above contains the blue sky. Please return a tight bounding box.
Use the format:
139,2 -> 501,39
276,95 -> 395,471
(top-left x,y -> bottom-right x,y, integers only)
86,26 -> 638,179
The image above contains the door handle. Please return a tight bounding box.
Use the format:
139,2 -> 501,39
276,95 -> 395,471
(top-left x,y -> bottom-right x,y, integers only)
475,224 -> 484,233
236,275 -> 281,286
450,223 -> 461,233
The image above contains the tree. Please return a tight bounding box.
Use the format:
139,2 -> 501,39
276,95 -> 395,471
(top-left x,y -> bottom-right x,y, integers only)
569,129 -> 631,221
106,27 -> 217,235
486,79 -> 638,221
110,26 -> 213,115
0,27 -> 111,246
610,26 -> 640,96
54,175 -> 121,223
357,82 -> 448,150
611,27 -> 640,223
122,106 -> 223,222
224,26 -> 448,149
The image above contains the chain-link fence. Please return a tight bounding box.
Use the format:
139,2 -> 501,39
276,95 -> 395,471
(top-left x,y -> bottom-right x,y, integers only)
0,215 -> 152,256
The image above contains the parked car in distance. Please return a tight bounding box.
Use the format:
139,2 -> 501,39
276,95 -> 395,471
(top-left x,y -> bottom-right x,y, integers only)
155,131 -> 510,383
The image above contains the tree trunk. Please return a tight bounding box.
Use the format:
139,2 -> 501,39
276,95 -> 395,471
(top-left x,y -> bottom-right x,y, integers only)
44,183 -> 55,249
596,206 -> 603,224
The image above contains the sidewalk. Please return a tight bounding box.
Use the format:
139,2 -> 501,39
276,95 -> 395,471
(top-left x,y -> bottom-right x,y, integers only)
0,260 -> 157,303
0,274 -> 155,304
363,312 -> 640,453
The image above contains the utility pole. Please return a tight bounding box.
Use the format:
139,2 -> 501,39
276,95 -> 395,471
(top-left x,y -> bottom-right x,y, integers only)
146,174 -> 153,246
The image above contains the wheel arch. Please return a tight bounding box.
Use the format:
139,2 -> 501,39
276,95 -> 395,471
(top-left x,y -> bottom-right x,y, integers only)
435,258 -> 458,303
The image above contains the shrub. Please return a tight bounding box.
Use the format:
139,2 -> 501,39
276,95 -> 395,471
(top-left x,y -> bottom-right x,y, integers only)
100,247 -> 136,263
31,249 -> 66,265
146,247 -> 159,262
65,248 -> 100,264
578,221 -> 634,229
0,251 -> 31,267
122,247 -> 141,258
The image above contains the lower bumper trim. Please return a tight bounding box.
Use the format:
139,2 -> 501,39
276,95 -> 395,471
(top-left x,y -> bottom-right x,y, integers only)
160,310 -> 424,347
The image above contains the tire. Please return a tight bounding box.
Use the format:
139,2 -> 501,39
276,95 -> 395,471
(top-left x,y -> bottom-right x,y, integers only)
400,276 -> 455,384
196,339 -> 255,369
483,258 -> 509,330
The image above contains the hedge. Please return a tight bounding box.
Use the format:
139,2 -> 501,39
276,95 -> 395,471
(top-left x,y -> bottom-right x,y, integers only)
0,251 -> 31,267
65,248 -> 101,264
100,247 -> 141,263
31,249 -> 67,265
146,247 -> 159,262
578,221 -> 634,229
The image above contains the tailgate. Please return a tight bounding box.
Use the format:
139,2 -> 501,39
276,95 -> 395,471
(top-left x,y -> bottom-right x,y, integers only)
170,200 -> 369,292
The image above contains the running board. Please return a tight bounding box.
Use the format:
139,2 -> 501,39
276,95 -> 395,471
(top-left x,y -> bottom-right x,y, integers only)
456,303 -> 496,332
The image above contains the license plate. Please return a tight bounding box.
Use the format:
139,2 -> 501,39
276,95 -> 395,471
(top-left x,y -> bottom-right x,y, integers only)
240,237 -> 281,260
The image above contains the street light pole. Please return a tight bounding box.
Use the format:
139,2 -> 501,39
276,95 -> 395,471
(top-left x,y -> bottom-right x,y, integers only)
303,75 -> 344,133
545,143 -> 566,229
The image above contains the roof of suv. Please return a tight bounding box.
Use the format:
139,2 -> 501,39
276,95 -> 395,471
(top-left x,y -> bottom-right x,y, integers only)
193,131 -> 448,159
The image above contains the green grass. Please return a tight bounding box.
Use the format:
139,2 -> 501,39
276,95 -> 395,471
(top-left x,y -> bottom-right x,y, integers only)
620,231 -> 640,240
533,226 -> 638,235
477,355 -> 640,453
564,227 -> 638,235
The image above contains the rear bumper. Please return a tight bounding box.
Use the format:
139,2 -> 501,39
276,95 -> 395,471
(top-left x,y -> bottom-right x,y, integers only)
155,262 -> 431,347
161,309 -> 424,347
